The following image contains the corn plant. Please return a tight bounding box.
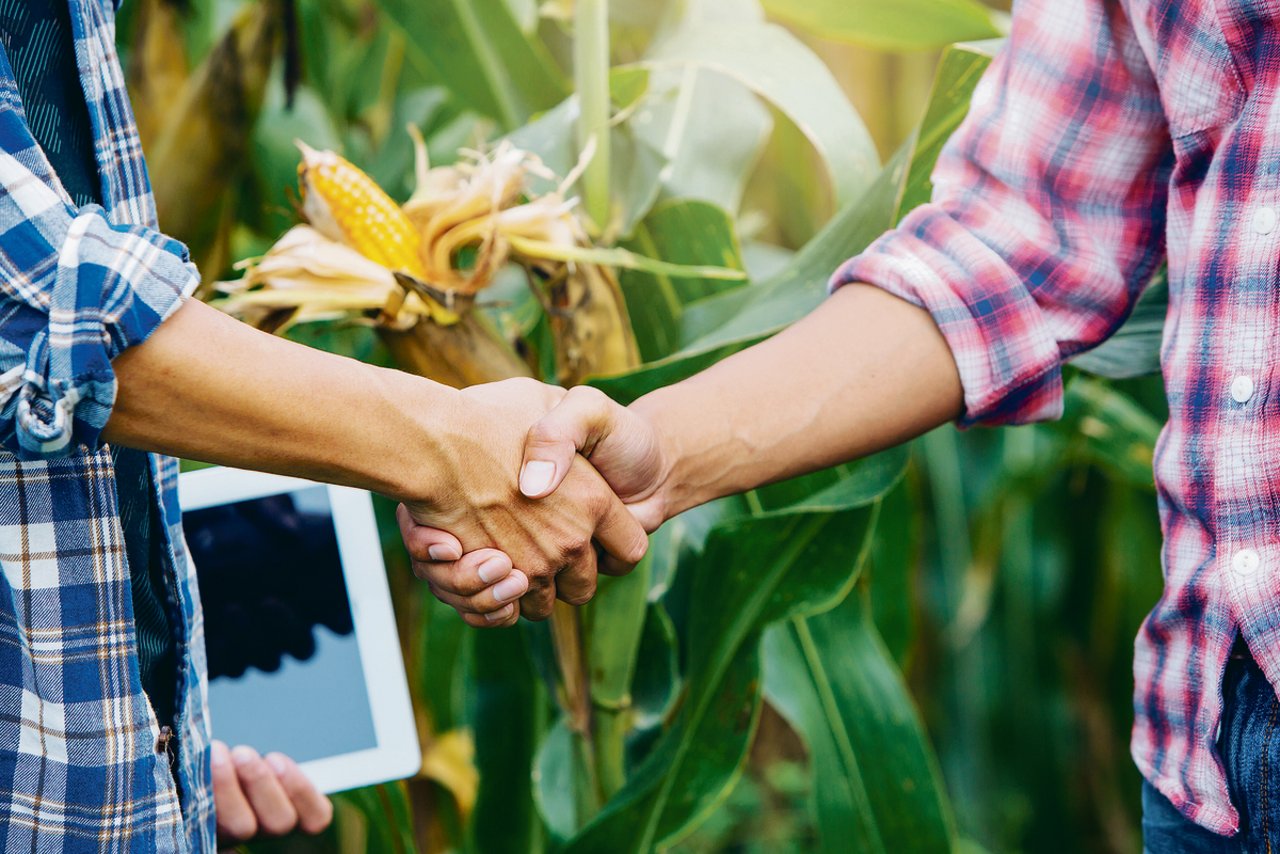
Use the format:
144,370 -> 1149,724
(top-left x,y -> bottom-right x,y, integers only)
119,0 -> 1168,851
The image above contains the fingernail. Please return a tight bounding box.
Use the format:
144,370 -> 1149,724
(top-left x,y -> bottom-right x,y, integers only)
231,746 -> 258,767
477,557 -> 510,584
266,753 -> 290,776
519,461 -> 556,497
492,573 -> 527,603
484,604 -> 515,624
211,742 -> 230,768
428,544 -> 461,561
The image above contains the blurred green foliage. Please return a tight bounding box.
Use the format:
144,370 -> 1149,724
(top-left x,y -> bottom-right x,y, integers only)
122,1 -> 1165,852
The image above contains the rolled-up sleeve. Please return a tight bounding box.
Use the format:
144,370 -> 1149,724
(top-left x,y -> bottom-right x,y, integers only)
0,123 -> 197,459
831,0 -> 1174,427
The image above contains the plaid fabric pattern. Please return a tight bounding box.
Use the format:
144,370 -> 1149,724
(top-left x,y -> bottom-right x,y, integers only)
0,0 -> 213,850
832,0 -> 1280,837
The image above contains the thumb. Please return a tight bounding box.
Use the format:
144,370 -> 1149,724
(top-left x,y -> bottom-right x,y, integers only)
519,386 -> 617,499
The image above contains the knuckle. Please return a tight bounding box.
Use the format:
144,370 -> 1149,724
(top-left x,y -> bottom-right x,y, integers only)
238,764 -> 270,786
521,593 -> 554,621
221,814 -> 258,842
405,536 -> 433,562
583,488 -> 610,519
442,569 -> 485,597
456,576 -> 487,597
300,803 -> 333,835
560,537 -> 590,563
259,813 -> 297,838
569,384 -> 608,410
528,420 -> 564,447
561,586 -> 595,607
508,377 -> 542,394
626,534 -> 649,564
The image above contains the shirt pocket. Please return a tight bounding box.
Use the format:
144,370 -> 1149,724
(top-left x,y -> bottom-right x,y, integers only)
1140,0 -> 1245,139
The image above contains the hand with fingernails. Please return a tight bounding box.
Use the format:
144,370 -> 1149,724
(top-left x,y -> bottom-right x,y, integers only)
398,380 -> 654,628
407,285 -> 969,627
211,740 -> 333,846
404,383 -> 671,626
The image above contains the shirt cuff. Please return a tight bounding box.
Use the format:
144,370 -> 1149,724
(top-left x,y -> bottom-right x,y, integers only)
12,212 -> 200,459
829,204 -> 1064,428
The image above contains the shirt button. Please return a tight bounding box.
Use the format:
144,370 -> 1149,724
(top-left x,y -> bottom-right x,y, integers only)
1255,206 -> 1278,235
1234,548 -> 1261,576
1231,375 -> 1256,404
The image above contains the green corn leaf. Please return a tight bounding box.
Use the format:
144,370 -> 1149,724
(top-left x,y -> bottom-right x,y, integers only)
376,0 -> 567,130
761,0 -> 1003,52
468,628 -> 549,854
631,19 -> 879,208
620,200 -> 748,362
1069,273 -> 1168,380
562,452 -> 906,851
763,588 -> 955,854
506,234 -> 747,280
591,40 -> 997,400
1058,377 -> 1160,490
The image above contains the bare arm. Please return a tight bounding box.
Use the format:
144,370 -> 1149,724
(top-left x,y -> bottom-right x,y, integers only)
500,283 -> 963,532
402,284 -> 961,621
104,299 -> 648,625
410,0 -> 1174,622
632,284 -> 963,520
105,300 -> 462,498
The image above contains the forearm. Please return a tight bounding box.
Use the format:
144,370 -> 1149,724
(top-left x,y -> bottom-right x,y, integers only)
635,284 -> 963,517
104,299 -> 463,501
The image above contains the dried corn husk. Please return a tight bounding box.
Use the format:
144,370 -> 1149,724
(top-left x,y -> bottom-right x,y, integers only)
219,226 -> 529,386
401,135 -> 639,379
220,226 -> 421,326
403,140 -> 570,295
222,135 -> 655,383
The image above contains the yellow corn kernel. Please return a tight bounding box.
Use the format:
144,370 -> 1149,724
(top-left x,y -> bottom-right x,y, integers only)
296,141 -> 427,279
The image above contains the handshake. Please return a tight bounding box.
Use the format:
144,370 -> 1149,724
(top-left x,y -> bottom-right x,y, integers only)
377,284 -> 962,628
394,378 -> 675,629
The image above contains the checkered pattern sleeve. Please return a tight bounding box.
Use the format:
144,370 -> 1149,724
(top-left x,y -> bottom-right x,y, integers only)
830,0 -> 1175,427
0,105 -> 198,460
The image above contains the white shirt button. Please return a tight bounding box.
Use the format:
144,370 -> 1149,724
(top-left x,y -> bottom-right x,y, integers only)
1231,375 -> 1256,404
1234,548 -> 1261,575
1255,206 -> 1278,235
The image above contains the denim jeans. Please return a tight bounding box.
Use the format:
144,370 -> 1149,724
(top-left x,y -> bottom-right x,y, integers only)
1144,644 -> 1280,853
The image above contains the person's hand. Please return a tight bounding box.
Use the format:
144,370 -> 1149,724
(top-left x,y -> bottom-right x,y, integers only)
513,385 -> 670,532
211,740 -> 332,846
399,379 -> 650,627
404,385 -> 672,626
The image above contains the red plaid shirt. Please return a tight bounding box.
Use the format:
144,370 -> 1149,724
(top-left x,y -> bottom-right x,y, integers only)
833,0 -> 1280,836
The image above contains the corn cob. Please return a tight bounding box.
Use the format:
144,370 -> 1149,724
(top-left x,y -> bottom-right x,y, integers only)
295,141 -> 457,324
296,141 -> 428,279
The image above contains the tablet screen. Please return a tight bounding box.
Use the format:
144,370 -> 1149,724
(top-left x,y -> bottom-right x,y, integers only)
183,485 -> 379,763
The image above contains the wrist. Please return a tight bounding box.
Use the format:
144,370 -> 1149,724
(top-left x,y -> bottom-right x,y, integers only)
631,388 -> 697,521
365,368 -> 469,505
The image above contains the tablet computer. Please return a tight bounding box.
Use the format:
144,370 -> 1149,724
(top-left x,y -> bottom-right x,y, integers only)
178,466 -> 421,794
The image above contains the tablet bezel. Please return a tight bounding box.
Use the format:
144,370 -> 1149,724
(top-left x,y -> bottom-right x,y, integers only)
178,466 -> 421,793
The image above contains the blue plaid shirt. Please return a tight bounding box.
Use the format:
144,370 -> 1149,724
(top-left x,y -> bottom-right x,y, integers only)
0,0 -> 214,850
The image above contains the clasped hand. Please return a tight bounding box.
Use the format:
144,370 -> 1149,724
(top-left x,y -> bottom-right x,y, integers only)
397,378 -> 667,627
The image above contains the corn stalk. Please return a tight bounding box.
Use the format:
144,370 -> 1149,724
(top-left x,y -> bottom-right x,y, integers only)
141,0 -> 285,284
